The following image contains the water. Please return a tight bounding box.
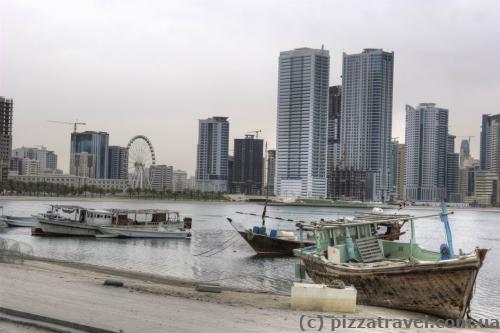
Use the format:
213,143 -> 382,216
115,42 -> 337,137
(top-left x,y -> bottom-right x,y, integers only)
0,199 -> 499,318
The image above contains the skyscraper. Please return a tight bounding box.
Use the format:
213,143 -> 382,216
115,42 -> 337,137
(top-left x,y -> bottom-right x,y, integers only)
459,139 -> 471,167
0,97 -> 13,181
389,139 -> 401,200
231,135 -> 264,195
404,103 -> 448,202
327,85 -> 342,198
266,149 -> 276,195
446,134 -> 460,202
70,131 -> 109,178
108,146 -> 128,180
46,151 -> 58,170
480,114 -> 500,171
196,116 -> 229,192
340,49 -> 394,201
275,47 -> 329,198
397,144 -> 405,200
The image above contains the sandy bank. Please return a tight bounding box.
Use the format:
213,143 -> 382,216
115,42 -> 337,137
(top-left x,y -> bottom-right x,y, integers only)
0,258 -> 494,332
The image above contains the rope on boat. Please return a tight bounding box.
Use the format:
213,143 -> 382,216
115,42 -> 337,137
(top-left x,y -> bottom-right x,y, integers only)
465,278 -> 486,328
235,211 -> 306,223
192,234 -> 239,257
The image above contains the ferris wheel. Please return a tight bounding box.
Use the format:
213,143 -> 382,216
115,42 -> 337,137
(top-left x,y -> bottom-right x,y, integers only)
127,135 -> 156,189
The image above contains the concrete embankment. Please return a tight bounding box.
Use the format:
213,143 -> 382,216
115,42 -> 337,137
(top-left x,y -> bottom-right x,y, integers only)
0,259 -> 493,332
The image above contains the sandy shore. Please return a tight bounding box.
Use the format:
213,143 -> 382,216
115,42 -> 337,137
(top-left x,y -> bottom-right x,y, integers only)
0,258 -> 495,332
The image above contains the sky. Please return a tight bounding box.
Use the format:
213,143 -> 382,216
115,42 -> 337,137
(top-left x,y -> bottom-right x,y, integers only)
1,0 -> 500,175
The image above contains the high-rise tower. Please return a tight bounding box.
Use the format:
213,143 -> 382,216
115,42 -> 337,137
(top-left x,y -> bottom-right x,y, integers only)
275,47 -> 330,198
340,49 -> 394,201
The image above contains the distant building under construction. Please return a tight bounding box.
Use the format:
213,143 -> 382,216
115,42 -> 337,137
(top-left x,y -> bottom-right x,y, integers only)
328,167 -> 370,201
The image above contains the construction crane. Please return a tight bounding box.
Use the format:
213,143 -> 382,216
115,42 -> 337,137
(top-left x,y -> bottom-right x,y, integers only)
246,129 -> 262,139
47,120 -> 86,133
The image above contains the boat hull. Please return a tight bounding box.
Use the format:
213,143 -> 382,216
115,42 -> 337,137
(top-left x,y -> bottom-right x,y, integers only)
297,249 -> 487,319
38,219 -> 100,236
99,226 -> 190,239
238,230 -> 314,256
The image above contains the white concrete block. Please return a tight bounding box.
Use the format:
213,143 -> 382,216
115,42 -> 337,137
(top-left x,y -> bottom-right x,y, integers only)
291,282 -> 357,313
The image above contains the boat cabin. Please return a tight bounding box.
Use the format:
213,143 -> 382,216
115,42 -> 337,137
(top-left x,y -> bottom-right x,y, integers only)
85,209 -> 114,226
48,205 -> 113,226
307,215 -> 443,264
110,209 -> 181,226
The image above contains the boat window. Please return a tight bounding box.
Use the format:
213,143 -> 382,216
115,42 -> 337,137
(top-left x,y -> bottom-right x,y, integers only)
334,229 -> 345,243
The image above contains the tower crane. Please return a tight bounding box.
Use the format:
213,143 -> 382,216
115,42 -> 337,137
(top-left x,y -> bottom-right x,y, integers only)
246,129 -> 262,139
47,120 -> 86,133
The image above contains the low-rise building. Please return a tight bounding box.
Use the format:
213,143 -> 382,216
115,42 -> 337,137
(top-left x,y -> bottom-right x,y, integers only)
172,170 -> 188,192
150,165 -> 173,191
463,170 -> 498,206
21,158 -> 40,176
10,174 -> 129,191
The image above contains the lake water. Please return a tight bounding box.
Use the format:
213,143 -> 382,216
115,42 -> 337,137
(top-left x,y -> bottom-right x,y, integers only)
0,198 -> 499,319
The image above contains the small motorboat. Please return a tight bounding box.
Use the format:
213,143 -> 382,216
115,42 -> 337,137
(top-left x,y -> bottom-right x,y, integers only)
0,215 -> 39,227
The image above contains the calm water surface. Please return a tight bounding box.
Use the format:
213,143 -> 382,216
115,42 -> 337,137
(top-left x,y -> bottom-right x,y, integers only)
0,199 -> 499,318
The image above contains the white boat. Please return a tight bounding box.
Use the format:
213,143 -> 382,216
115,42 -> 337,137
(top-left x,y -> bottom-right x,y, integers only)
96,209 -> 192,239
0,215 -> 39,227
37,205 -> 113,236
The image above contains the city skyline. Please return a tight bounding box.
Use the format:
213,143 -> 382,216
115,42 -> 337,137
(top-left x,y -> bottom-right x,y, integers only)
2,1 -> 500,175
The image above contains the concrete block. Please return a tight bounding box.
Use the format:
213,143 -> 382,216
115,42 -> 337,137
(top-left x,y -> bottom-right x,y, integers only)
291,282 -> 356,313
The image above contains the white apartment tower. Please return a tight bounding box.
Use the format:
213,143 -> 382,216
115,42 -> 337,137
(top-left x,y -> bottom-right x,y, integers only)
340,49 -> 394,202
404,103 -> 449,202
275,47 -> 330,198
196,117 -> 229,192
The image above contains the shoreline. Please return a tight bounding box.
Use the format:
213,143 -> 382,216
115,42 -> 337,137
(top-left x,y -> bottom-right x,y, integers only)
0,256 -> 489,332
2,195 -> 500,213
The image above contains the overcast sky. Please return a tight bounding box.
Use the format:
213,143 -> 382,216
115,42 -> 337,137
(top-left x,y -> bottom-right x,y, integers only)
1,0 -> 499,175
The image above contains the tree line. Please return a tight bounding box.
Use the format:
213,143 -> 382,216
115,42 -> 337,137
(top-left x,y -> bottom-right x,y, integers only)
0,180 -> 227,201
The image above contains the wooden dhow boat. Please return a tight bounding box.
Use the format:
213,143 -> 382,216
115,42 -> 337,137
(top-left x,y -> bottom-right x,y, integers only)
229,208 -> 406,257
294,205 -> 487,319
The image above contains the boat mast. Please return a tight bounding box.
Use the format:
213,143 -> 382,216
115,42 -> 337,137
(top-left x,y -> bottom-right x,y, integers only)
262,141 -> 268,227
440,201 -> 455,258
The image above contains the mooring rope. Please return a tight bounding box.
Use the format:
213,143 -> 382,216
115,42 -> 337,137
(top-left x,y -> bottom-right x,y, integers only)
192,233 -> 239,257
203,238 -> 241,257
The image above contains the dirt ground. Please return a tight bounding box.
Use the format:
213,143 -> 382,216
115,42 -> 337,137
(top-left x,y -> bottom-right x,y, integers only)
0,259 -> 494,332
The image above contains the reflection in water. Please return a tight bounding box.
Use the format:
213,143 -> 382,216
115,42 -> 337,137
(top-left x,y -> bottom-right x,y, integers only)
0,199 -> 498,318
